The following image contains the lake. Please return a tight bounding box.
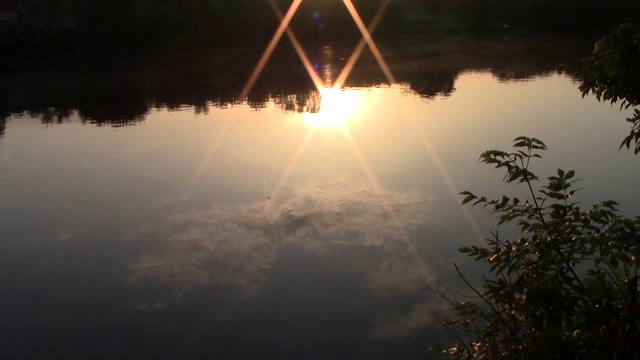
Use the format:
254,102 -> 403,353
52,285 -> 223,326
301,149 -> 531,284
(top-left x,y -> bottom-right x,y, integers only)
1,38 -> 639,359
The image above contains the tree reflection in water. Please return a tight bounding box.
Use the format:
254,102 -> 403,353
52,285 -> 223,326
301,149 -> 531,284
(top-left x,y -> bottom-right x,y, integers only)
0,40 -> 589,139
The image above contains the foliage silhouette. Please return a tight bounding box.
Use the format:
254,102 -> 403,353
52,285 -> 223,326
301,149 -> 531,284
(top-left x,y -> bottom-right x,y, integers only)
581,22 -> 640,154
441,23 -> 640,358
1,0 -> 637,68
0,39 -> 584,135
439,137 -> 640,359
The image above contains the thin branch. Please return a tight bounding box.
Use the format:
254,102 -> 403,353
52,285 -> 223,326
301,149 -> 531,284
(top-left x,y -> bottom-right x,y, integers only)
454,263 -> 508,327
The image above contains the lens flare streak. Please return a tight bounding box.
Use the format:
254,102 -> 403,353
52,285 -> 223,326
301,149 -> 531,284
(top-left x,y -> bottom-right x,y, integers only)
250,0 -> 394,93
334,0 -> 391,89
242,0 -> 447,278
268,0 -> 325,91
341,0 -> 396,85
342,127 -> 434,281
177,117 -> 233,212
406,114 -> 486,245
242,0 -> 303,98
263,128 -> 317,216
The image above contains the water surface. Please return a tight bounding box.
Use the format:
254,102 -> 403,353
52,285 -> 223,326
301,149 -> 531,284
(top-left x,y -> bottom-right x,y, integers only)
1,40 -> 638,359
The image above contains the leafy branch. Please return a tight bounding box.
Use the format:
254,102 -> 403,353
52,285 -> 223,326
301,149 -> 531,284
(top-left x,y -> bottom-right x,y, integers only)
580,22 -> 640,154
439,137 -> 640,359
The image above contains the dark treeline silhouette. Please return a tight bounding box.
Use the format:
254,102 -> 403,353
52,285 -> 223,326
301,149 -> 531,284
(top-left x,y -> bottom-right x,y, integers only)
0,0 -> 637,70
436,0 -> 637,34
1,0 -> 400,68
0,39 -> 588,142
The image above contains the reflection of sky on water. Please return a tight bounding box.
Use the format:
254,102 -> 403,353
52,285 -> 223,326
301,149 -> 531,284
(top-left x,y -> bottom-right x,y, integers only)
128,176 -> 439,339
1,71 -> 639,358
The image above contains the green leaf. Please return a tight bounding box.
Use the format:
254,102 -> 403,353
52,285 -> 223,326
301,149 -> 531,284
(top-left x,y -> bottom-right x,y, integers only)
548,192 -> 567,200
565,170 -> 576,180
458,246 -> 473,253
498,213 -> 516,225
461,194 -> 476,205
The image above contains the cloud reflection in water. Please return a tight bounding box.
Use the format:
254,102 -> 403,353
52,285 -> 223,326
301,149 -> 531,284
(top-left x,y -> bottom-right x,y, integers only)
127,177 -> 441,339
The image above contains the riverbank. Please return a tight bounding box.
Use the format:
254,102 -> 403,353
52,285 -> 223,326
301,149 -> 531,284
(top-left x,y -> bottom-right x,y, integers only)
1,37 -> 595,124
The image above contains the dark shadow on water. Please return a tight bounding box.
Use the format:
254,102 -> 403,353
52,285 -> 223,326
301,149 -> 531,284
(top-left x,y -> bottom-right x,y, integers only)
0,38 -> 591,140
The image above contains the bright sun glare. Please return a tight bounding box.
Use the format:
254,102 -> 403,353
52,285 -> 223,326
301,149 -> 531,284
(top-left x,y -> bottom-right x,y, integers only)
303,88 -> 362,128
214,0 -> 482,289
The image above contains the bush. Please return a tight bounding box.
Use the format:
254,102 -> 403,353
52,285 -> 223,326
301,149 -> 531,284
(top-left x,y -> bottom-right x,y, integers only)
440,137 -> 640,359
580,22 -> 640,154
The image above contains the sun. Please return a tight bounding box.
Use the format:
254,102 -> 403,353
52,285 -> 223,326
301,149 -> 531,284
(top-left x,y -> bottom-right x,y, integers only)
303,88 -> 362,128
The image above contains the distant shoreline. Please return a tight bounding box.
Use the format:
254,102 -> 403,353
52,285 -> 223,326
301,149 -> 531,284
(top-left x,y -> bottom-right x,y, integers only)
1,33 -> 596,75
1,37 -> 595,128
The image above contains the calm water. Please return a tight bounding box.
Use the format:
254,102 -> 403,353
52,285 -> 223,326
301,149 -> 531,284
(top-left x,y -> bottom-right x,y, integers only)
1,40 -> 639,359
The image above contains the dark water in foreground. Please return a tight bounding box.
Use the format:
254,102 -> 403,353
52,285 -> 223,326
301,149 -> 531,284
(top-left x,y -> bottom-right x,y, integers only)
1,39 -> 639,359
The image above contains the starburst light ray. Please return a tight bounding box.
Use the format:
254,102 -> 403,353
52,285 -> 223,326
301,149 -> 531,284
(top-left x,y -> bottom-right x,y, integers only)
245,0 -> 394,93
406,114 -> 486,245
269,0 -> 325,91
242,0 -> 303,98
256,0 -> 402,238
341,127 -> 433,280
341,0 -> 396,86
177,117 -> 233,212
263,127 -> 317,216
334,0 -> 391,89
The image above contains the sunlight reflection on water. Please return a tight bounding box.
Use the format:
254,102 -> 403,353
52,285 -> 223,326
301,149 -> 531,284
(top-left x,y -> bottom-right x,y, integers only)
1,69 -> 638,359
303,88 -> 362,128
